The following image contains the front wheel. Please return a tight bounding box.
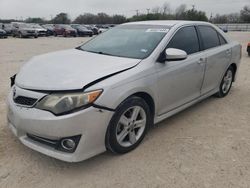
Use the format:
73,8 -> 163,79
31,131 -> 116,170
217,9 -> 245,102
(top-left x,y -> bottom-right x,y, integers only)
215,66 -> 234,98
106,96 -> 152,154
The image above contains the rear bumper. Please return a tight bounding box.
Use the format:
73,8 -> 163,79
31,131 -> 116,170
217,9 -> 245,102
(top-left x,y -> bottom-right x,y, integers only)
7,88 -> 114,162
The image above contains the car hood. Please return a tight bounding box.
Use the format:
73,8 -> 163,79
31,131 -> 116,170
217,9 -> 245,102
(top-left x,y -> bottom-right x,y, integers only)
16,49 -> 141,91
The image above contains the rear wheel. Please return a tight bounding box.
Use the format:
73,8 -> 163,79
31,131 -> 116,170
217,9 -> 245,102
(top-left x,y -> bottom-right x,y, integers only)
215,66 -> 234,98
106,96 -> 151,154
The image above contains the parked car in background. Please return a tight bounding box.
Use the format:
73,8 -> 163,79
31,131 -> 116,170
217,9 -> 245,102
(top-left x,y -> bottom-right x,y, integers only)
54,24 -> 77,37
85,25 -> 99,35
96,25 -> 109,33
30,24 -> 47,36
12,22 -> 38,38
71,24 -> 93,37
2,24 -> 14,35
219,26 -> 228,33
247,42 -> 250,56
0,29 -> 7,38
42,24 -> 55,36
7,21 -> 241,162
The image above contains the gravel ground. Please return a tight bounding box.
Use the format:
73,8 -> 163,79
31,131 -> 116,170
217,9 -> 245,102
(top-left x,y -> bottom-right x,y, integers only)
0,33 -> 250,188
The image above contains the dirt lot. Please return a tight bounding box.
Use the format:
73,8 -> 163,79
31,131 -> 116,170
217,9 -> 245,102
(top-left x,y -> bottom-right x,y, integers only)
0,33 -> 250,188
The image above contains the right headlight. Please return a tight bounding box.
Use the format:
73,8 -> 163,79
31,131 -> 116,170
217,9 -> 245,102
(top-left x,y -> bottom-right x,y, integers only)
35,89 -> 103,115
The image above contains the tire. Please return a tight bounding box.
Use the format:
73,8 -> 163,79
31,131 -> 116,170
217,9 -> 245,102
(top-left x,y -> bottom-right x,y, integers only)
89,34 -> 93,37
248,52 -> 250,57
34,35 -> 38,38
19,32 -> 23,38
215,66 -> 234,98
106,96 -> 152,154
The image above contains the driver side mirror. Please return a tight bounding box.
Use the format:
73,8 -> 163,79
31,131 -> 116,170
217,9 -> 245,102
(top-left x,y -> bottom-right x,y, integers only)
158,48 -> 187,62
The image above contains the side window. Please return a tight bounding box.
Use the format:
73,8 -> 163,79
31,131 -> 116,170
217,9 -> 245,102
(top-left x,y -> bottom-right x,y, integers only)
218,33 -> 227,45
198,26 -> 220,50
167,26 -> 199,55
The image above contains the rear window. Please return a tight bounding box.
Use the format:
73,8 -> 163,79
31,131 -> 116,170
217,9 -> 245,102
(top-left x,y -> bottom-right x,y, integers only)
198,26 -> 220,50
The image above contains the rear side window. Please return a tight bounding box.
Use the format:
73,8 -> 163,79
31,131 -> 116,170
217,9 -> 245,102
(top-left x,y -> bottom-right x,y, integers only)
218,33 -> 227,45
167,26 -> 199,55
198,26 -> 220,50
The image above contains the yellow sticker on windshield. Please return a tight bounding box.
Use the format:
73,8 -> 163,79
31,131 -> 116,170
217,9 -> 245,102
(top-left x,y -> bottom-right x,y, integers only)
146,28 -> 169,33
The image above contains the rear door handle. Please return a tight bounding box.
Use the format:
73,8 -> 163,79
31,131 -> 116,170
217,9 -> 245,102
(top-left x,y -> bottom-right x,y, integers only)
197,58 -> 206,65
226,49 -> 231,55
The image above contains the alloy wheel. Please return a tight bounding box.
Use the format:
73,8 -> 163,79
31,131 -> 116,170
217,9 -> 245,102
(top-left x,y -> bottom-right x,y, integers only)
222,69 -> 233,94
116,106 -> 146,147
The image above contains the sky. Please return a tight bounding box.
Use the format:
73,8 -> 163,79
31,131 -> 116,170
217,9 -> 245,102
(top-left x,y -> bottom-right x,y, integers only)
0,0 -> 249,20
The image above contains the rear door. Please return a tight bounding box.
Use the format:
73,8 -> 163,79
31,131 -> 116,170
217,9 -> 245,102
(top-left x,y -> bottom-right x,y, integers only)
156,26 -> 206,115
197,25 -> 232,94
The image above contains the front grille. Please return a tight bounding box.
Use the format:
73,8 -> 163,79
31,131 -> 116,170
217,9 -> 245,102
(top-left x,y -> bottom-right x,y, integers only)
14,96 -> 38,106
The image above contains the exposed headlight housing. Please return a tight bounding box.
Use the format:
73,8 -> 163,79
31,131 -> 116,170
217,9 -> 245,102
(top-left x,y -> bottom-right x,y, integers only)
35,89 -> 102,115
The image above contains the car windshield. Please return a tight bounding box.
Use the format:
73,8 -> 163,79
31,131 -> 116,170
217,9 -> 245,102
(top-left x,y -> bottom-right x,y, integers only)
19,24 -> 33,28
80,24 -> 169,59
75,25 -> 87,30
43,25 -> 54,30
31,24 -> 43,29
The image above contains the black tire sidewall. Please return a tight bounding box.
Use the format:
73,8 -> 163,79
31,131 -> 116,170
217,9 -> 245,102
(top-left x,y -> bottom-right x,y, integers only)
217,66 -> 234,97
106,96 -> 152,154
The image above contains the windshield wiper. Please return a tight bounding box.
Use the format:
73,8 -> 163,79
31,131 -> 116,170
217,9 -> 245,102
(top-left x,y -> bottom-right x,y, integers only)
84,50 -> 113,56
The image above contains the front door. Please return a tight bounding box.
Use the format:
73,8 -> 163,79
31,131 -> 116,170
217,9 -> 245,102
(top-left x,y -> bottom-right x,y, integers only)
156,26 -> 206,115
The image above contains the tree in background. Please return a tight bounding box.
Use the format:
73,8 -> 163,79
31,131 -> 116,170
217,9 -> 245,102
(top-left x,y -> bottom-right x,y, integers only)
240,5 -> 250,22
112,15 -> 127,24
25,17 -> 46,24
128,3 -> 208,22
175,4 -> 187,19
73,13 -> 97,24
184,9 -> 208,21
51,13 -> 71,24
1,3 -> 249,25
73,13 -> 126,24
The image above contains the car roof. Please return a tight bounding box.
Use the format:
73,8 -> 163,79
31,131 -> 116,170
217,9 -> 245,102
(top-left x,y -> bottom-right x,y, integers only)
123,20 -> 210,27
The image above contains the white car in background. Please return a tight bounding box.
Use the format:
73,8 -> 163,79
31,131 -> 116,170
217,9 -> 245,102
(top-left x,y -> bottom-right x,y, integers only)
30,24 -> 47,36
97,25 -> 109,33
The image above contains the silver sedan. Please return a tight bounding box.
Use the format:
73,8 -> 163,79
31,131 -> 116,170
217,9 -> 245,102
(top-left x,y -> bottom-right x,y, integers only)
7,20 -> 241,162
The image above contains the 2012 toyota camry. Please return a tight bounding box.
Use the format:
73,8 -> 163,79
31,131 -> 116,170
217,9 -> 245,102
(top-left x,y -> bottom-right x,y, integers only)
7,21 -> 241,162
